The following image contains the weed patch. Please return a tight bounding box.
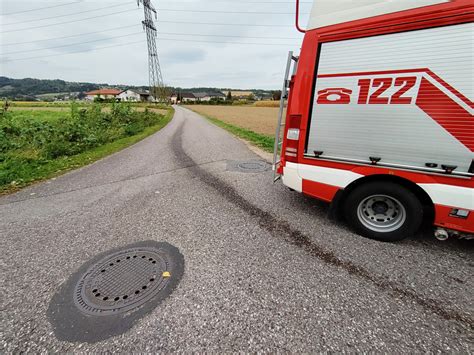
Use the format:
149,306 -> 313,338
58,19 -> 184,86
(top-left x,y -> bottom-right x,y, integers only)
0,102 -> 173,193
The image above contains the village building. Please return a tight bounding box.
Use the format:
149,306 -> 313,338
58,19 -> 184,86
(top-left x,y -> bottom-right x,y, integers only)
196,92 -> 226,102
181,93 -> 197,103
170,93 -> 197,104
117,89 -> 153,102
84,89 -> 122,101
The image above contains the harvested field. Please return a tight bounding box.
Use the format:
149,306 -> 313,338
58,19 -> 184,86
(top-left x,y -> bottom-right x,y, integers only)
254,100 -> 280,108
184,105 -> 281,136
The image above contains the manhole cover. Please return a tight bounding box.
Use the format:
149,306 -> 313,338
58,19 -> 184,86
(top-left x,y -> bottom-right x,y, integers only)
74,247 -> 172,316
227,160 -> 269,173
48,241 -> 184,343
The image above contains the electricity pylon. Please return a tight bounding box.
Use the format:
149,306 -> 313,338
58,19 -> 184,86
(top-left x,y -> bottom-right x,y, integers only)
137,0 -> 165,102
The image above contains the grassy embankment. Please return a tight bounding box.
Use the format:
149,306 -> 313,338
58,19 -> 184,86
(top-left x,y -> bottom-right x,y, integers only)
0,102 -> 173,193
184,104 -> 279,153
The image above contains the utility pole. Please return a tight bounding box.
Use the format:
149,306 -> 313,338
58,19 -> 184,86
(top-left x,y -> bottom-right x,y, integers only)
137,0 -> 165,102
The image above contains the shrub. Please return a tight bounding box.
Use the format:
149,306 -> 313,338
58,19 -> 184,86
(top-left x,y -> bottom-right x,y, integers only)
2,102 -> 164,160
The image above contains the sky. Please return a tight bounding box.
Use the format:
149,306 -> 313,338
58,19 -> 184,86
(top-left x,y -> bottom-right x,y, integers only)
0,0 -> 311,89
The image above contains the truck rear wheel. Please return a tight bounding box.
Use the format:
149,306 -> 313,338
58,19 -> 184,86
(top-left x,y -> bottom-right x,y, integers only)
344,182 -> 423,242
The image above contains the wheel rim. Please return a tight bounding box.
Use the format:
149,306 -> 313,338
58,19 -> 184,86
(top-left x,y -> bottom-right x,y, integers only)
357,194 -> 406,233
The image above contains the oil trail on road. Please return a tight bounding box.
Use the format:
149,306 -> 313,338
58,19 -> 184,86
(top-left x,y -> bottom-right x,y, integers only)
171,119 -> 473,330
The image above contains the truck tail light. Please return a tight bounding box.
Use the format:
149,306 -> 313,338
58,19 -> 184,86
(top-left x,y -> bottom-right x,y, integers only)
284,114 -> 302,162
287,128 -> 300,140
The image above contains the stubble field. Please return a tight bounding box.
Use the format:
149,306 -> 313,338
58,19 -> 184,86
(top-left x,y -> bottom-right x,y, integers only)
184,105 -> 281,136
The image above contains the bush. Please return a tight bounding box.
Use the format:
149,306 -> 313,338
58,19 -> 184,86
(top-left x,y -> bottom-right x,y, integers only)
1,102 -> 164,161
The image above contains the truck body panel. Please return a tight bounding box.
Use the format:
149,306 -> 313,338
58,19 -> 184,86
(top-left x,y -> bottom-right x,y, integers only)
278,0 -> 474,237
308,0 -> 449,29
306,23 -> 473,174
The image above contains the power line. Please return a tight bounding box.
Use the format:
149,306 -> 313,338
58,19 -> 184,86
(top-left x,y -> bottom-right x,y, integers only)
2,32 -> 143,55
0,8 -> 140,34
160,20 -> 293,27
0,0 -> 312,17
3,3 -> 133,26
2,1 -> 81,16
2,0 -> 312,14
1,40 -> 146,62
1,37 -> 299,62
159,32 -> 300,40
1,17 -> 295,35
164,0 -> 312,2
156,8 -> 309,14
2,6 -> 308,27
1,29 -> 300,47
158,37 -> 297,46
1,25 -> 142,46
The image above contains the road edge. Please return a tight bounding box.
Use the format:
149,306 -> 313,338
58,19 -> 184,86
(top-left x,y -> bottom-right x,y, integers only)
182,105 -> 274,163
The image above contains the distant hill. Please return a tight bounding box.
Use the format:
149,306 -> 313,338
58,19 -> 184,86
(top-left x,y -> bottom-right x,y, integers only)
0,77 -> 150,100
0,77 -> 99,100
0,76 -> 275,101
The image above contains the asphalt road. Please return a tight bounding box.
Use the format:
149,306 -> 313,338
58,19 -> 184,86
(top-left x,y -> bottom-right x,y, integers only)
1,106 -> 472,352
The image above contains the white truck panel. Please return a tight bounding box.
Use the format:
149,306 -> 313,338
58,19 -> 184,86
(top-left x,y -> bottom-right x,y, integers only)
306,24 -> 473,174
308,0 -> 449,30
315,23 -> 473,100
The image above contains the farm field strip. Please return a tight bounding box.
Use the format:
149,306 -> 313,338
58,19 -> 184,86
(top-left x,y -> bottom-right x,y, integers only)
184,105 -> 281,136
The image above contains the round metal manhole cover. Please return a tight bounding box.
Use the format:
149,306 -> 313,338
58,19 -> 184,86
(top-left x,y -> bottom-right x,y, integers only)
48,241 -> 184,343
227,160 -> 269,173
237,161 -> 267,171
74,247 -> 172,315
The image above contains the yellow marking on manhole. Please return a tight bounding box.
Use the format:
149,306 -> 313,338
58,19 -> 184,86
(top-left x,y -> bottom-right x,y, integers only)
162,271 -> 171,278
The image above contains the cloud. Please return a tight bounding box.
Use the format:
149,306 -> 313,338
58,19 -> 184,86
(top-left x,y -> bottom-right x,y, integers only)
163,47 -> 206,64
1,0 -> 308,89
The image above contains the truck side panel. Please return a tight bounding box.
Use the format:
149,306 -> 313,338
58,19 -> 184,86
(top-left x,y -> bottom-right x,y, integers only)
305,23 -> 473,174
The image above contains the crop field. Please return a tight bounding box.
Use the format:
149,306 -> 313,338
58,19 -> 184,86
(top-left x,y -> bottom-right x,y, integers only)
184,105 -> 280,136
254,100 -> 280,108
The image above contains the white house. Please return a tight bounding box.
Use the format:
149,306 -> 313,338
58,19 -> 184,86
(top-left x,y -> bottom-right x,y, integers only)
193,92 -> 226,102
201,92 -> 226,102
182,93 -> 197,102
117,89 -> 141,102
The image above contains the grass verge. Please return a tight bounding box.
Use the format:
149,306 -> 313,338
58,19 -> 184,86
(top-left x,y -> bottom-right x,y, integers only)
186,107 -> 274,153
6,109 -> 70,122
1,107 -> 173,194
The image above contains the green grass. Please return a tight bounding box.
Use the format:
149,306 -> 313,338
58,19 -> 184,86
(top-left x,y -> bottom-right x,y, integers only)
187,108 -> 275,153
4,101 -> 86,108
7,110 -> 70,123
2,101 -> 171,109
0,105 -> 174,194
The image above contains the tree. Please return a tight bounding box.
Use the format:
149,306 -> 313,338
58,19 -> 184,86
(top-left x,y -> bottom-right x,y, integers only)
272,90 -> 282,101
226,91 -> 232,101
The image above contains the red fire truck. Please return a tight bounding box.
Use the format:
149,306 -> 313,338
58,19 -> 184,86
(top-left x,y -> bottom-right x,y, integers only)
274,0 -> 473,242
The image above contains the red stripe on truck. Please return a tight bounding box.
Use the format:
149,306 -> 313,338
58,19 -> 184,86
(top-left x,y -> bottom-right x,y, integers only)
416,77 -> 474,152
302,179 -> 340,202
318,68 -> 473,109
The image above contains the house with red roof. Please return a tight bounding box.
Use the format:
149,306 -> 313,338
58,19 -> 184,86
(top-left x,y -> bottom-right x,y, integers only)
85,89 -> 122,101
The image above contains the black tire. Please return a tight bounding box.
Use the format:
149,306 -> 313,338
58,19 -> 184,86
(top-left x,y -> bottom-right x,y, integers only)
343,181 -> 423,242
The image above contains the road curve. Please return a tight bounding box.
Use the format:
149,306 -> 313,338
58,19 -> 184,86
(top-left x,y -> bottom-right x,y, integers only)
1,106 -> 472,352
